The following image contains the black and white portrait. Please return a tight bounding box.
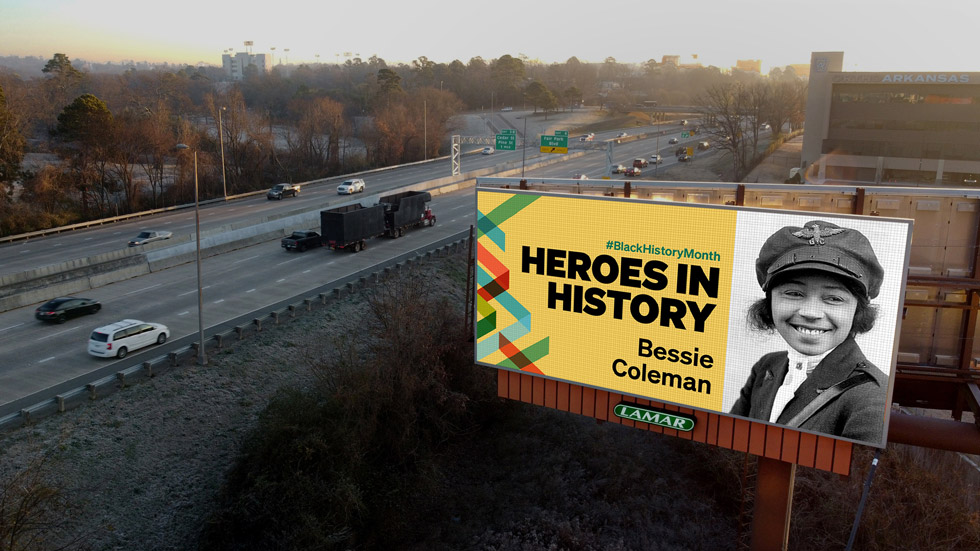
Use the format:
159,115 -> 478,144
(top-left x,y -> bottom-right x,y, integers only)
722,212 -> 911,446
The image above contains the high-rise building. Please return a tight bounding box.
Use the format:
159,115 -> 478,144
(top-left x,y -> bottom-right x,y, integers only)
221,52 -> 272,80
803,51 -> 980,186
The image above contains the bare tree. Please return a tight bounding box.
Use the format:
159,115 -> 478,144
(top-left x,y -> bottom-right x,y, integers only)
761,80 -> 808,138
0,451 -> 84,551
205,90 -> 273,192
744,81 -> 771,155
697,83 -> 752,181
131,100 -> 177,208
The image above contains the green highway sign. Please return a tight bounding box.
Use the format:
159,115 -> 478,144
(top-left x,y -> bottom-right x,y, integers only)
539,134 -> 568,153
682,131 -> 690,138
502,129 -> 517,135
540,134 -> 568,148
613,403 -> 696,431
495,134 -> 517,151
555,130 -> 569,137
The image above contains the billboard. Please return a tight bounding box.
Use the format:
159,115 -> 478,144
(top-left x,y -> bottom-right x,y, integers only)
475,189 -> 913,447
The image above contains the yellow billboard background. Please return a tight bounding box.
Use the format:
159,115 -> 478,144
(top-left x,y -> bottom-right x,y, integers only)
477,189 -> 737,411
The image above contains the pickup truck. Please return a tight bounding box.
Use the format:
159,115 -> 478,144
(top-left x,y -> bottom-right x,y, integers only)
281,230 -> 321,252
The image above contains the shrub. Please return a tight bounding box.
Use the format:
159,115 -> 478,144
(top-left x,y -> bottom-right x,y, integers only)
199,263 -> 494,550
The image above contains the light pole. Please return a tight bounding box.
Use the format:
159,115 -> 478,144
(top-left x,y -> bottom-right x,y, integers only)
175,144 -> 206,366
423,99 -> 427,161
655,112 -> 660,177
490,91 -> 494,136
217,106 -> 227,199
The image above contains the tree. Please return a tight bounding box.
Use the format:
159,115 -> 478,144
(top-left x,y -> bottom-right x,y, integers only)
130,100 -> 177,208
412,56 -> 435,87
205,90 -> 273,194
490,55 -> 525,106
41,53 -> 84,122
696,83 -> 751,181
761,80 -> 808,138
288,95 -> 347,176
376,68 -> 403,103
0,83 -> 26,189
523,81 -> 551,113
562,86 -> 582,110
56,94 -> 113,144
55,94 -> 117,216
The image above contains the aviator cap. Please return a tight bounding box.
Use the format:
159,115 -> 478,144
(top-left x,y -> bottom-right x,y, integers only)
755,220 -> 883,299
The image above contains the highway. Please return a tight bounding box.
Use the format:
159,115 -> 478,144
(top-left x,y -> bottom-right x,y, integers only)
0,123 -> 714,413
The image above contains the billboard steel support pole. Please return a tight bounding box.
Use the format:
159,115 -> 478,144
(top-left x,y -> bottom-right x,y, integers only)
750,457 -> 795,551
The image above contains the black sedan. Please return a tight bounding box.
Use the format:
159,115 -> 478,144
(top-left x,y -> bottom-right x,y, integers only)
35,297 -> 101,323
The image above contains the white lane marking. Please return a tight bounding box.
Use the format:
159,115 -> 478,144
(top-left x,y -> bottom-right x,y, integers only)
246,288 -> 256,293
213,299 -> 225,304
85,237 -> 93,240
276,257 -> 303,266
302,269 -> 311,274
39,356 -> 56,363
19,250 -> 30,253
178,311 -> 190,316
0,323 -> 25,333
53,242 -> 62,246
125,283 -> 162,295
233,255 -> 260,264
113,231 -> 121,234
178,290 -> 196,297
39,326 -> 80,340
276,278 -> 286,283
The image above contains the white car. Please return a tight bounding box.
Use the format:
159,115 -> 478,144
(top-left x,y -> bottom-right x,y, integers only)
482,147 -> 495,155
337,179 -> 365,194
88,319 -> 169,359
650,154 -> 662,164
128,230 -> 172,247
616,132 -> 629,138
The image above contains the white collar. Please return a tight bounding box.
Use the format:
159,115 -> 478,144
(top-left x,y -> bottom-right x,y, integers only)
786,347 -> 834,372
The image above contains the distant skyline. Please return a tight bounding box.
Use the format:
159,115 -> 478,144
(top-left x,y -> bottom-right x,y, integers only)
2,0 -> 978,73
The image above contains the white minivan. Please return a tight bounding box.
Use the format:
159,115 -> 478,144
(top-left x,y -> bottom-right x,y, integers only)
88,319 -> 169,359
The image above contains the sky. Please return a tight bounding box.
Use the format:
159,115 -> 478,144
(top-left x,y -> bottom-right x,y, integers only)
2,0 -> 978,73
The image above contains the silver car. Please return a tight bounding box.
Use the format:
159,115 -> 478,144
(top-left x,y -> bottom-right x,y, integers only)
128,230 -> 172,247
337,179 -> 365,194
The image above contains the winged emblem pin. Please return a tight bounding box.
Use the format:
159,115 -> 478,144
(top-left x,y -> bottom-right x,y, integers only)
792,224 -> 845,246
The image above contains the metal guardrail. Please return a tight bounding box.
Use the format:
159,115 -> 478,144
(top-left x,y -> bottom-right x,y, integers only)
0,230 -> 472,431
0,188 -> 291,245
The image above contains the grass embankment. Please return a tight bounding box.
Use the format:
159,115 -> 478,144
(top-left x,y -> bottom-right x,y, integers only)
195,253 -> 980,550
5,252 -> 973,550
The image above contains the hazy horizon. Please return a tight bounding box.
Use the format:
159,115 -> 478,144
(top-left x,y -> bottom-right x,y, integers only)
2,0 -> 978,72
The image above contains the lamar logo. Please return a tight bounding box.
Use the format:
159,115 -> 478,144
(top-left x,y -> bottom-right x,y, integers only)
613,403 -> 696,431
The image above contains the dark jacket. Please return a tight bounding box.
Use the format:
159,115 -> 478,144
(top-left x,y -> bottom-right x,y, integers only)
729,337 -> 888,443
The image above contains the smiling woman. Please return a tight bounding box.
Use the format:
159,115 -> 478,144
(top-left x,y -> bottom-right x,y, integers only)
729,220 -> 889,443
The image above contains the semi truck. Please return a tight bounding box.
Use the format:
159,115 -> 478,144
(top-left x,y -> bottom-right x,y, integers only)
379,191 -> 436,237
319,191 -> 436,252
